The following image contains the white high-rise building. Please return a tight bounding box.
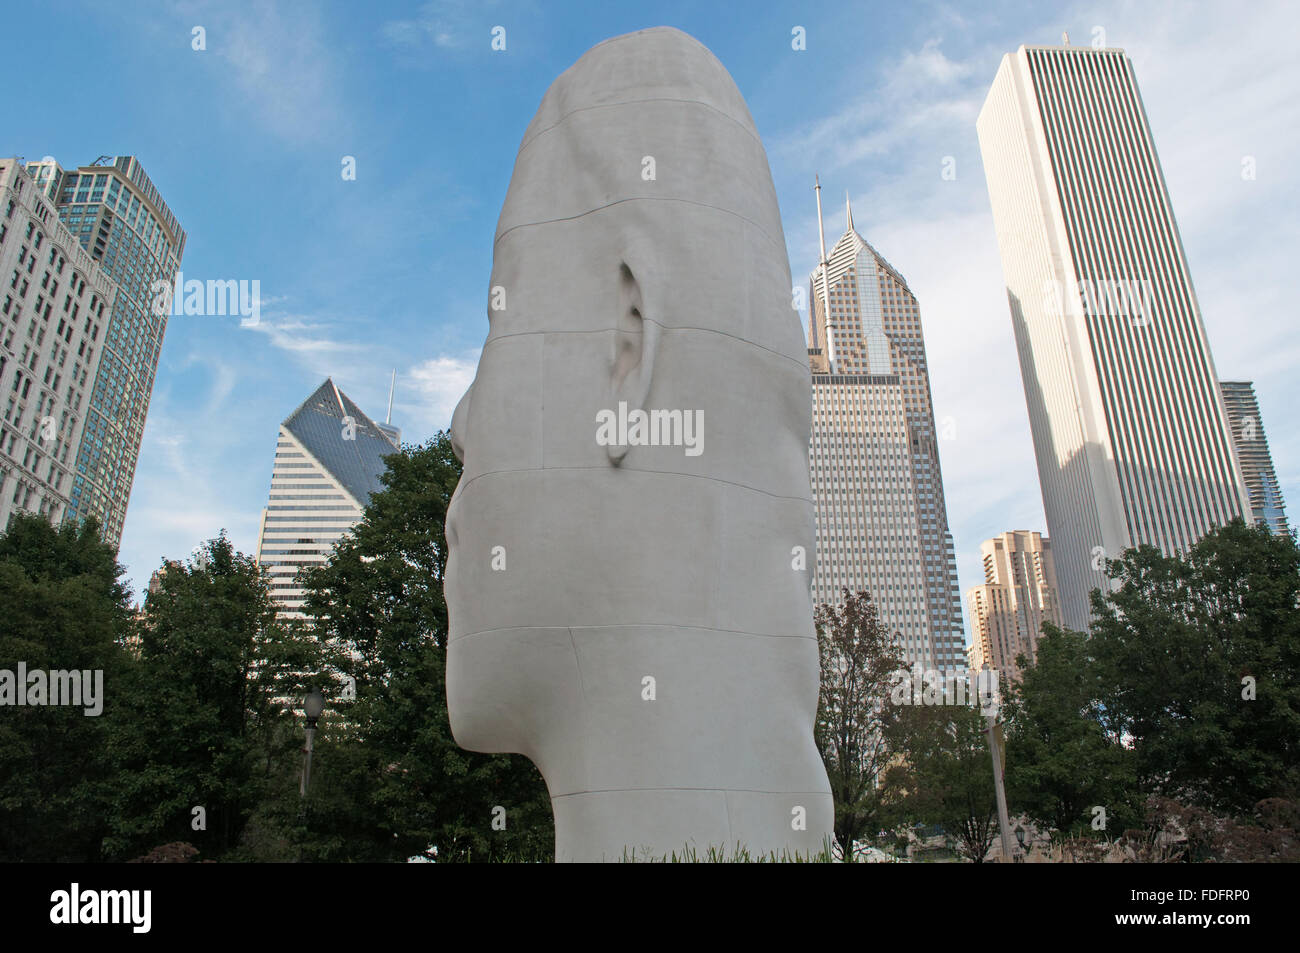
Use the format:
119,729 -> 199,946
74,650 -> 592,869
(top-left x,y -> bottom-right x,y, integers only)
0,159 -> 116,531
976,44 -> 1248,631
808,187 -> 966,674
255,379 -> 399,617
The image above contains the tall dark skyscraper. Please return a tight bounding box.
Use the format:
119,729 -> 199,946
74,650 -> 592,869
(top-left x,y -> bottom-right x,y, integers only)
25,156 -> 185,547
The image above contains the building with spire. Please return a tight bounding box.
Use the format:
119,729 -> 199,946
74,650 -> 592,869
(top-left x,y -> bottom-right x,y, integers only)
807,183 -> 966,674
255,378 -> 400,617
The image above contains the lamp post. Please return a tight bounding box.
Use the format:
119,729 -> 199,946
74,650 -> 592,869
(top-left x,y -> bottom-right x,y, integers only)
300,689 -> 325,797
1015,823 -> 1027,862
976,668 -> 1015,863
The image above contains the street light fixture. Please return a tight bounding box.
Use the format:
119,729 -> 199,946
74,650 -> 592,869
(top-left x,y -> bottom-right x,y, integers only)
300,689 -> 325,797
1015,823 -> 1027,862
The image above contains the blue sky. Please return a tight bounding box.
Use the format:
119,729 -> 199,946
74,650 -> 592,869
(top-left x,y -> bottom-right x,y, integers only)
6,0 -> 1299,638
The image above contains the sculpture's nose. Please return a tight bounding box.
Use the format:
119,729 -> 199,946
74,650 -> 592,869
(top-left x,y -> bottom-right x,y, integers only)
449,382 -> 472,464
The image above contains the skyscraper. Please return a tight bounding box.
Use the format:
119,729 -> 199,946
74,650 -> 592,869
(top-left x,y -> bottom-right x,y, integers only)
976,45 -> 1248,631
0,159 -> 116,530
1220,381 -> 1289,536
23,155 -> 185,548
966,530 -> 1062,682
255,378 -> 399,617
808,184 -> 966,673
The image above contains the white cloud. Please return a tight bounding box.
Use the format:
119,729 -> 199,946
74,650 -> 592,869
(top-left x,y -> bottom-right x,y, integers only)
379,0 -> 495,60
406,352 -> 479,431
900,37 -> 973,85
246,312 -> 369,383
186,0 -> 344,143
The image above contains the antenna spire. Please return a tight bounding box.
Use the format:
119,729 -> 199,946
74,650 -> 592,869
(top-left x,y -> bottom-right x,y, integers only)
386,369 -> 395,425
814,176 -> 838,374
845,190 -> 854,233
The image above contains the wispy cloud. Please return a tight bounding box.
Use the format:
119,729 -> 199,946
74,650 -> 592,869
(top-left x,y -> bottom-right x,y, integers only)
775,36 -> 981,178
117,378 -> 265,600
246,312 -> 368,383
181,0 -> 347,143
379,0 -> 496,61
405,351 -> 479,431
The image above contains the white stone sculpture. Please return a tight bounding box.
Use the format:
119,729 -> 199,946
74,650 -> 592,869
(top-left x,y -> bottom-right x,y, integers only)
445,26 -> 833,862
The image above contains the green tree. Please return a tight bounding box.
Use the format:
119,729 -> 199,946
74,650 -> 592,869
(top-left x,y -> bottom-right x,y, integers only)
1089,519 -> 1300,816
103,533 -> 324,860
1002,625 -> 1141,839
291,434 -> 553,862
813,588 -> 907,859
883,704 -> 1000,862
0,514 -> 132,861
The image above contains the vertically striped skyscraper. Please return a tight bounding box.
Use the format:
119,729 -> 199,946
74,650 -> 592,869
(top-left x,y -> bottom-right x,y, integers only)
808,188 -> 966,674
1220,381 -> 1288,536
977,45 -> 1248,631
24,156 -> 185,548
255,379 -> 399,616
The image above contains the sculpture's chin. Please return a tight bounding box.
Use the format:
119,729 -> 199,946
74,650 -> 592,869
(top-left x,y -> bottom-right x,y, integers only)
444,625 -> 584,764
445,622 -> 834,862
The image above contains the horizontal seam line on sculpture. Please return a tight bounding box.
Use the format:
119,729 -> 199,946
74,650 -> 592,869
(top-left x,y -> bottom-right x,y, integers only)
454,465 -> 813,506
478,322 -> 810,373
449,623 -> 816,644
520,97 -> 762,151
493,196 -> 779,251
550,787 -> 830,798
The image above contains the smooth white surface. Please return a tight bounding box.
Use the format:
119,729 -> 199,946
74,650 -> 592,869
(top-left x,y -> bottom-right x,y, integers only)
445,26 -> 832,862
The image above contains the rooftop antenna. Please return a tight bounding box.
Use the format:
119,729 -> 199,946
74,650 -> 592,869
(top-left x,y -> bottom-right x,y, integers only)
1062,31 -> 1070,45
815,175 -> 838,374
385,369 -> 395,425
845,190 -> 855,234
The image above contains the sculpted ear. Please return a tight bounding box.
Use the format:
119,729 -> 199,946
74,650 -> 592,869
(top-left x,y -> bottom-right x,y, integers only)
608,258 -> 660,465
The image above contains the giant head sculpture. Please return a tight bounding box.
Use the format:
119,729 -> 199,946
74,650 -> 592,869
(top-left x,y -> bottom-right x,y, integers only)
445,26 -> 832,861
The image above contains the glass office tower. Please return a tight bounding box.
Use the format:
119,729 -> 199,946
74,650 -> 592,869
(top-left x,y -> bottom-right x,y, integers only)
25,155 -> 185,548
